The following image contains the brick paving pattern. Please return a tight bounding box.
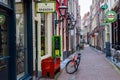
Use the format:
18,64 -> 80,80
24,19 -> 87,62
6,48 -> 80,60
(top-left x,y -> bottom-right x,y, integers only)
57,45 -> 120,80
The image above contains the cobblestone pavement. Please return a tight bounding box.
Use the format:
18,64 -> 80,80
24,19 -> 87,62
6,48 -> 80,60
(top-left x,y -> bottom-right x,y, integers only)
57,45 -> 120,80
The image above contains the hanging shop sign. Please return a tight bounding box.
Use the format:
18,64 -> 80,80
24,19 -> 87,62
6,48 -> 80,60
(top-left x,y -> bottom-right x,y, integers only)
0,15 -> 5,25
106,11 -> 117,23
36,2 -> 56,13
101,3 -> 108,10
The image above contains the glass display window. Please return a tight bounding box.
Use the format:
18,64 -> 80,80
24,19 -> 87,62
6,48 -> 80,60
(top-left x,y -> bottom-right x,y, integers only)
15,0 -> 26,78
0,11 -> 9,80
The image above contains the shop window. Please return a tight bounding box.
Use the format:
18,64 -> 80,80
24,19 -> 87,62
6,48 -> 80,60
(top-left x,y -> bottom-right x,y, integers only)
0,12 -> 9,80
0,21 -> 8,57
41,13 -> 46,56
15,0 -> 26,78
112,21 -> 119,49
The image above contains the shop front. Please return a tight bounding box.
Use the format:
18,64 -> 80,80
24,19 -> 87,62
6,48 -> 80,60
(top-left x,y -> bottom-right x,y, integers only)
16,0 -> 33,80
0,0 -> 33,80
0,1 -> 16,80
0,8 -> 10,80
111,9 -> 120,50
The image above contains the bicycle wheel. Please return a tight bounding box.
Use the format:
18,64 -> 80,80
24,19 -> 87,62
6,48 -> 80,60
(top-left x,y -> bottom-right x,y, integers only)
65,60 -> 77,74
76,58 -> 80,70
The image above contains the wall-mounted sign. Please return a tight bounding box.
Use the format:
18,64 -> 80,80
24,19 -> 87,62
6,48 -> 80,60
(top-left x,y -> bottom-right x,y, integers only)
36,2 -> 56,13
106,11 -> 117,23
0,15 -> 5,25
52,36 -> 61,58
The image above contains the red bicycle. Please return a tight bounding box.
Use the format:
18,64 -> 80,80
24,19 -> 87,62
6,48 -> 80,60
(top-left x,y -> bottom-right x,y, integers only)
65,53 -> 81,74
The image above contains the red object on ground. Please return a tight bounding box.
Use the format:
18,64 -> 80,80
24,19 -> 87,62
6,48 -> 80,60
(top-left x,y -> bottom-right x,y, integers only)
41,57 -> 60,78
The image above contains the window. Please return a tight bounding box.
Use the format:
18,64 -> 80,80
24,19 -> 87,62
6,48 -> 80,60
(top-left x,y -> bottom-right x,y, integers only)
112,21 -> 119,49
0,11 -> 9,80
0,19 -> 8,57
41,13 -> 46,56
15,0 -> 26,78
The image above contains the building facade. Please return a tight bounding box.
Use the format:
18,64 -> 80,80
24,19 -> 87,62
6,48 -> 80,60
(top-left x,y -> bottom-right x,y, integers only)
0,0 -> 33,80
109,0 -> 120,57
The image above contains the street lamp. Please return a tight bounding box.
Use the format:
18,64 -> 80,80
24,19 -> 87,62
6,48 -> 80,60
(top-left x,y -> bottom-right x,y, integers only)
55,2 -> 67,25
66,15 -> 71,26
70,20 -> 76,30
66,14 -> 76,30
54,1 -> 67,34
58,1 -> 67,17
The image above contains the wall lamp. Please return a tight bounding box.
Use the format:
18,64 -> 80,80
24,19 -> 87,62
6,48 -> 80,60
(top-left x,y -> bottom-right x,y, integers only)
67,14 -> 76,30
58,1 -> 67,17
55,1 -> 67,25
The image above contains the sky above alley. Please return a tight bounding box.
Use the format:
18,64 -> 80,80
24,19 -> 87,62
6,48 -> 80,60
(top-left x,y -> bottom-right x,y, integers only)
79,0 -> 92,19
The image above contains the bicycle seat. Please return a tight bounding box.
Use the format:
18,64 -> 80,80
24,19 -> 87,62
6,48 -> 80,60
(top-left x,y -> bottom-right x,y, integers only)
78,53 -> 81,56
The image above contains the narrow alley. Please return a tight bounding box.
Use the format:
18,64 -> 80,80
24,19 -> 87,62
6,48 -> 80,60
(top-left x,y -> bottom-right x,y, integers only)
1,0 -> 120,80
57,45 -> 120,80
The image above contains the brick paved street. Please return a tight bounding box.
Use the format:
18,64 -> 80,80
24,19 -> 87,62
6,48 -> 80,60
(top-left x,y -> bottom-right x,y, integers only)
57,45 -> 120,80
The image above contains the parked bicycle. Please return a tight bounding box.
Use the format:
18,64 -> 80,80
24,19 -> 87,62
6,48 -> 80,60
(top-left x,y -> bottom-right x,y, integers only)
112,45 -> 120,63
65,52 -> 81,74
